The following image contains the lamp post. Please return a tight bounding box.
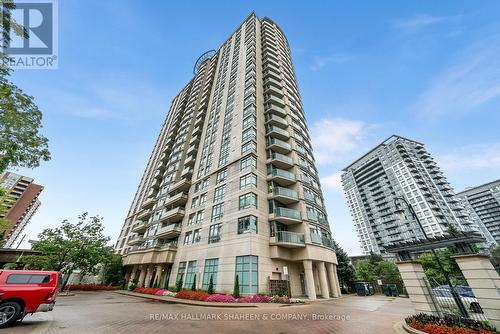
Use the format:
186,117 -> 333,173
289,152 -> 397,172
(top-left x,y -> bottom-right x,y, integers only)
393,196 -> 469,318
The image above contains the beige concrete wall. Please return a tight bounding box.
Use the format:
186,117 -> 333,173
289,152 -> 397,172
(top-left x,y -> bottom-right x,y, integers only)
397,261 -> 439,315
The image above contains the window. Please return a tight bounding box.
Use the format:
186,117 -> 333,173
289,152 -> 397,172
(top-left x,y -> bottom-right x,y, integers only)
242,127 -> 256,142
214,185 -> 226,202
235,255 -> 258,293
201,178 -> 210,189
6,274 -> 51,284
241,140 -> 256,154
240,173 -> 257,189
176,262 -> 186,284
209,223 -> 222,243
216,169 -> 228,184
242,115 -> 256,129
195,210 -> 205,224
240,155 -> 257,170
199,193 -> 208,205
191,196 -> 199,208
184,231 -> 193,245
193,228 -> 202,243
238,215 -> 257,234
211,203 -> 224,221
202,258 -> 219,290
188,213 -> 196,225
239,193 -> 257,210
184,261 -> 197,288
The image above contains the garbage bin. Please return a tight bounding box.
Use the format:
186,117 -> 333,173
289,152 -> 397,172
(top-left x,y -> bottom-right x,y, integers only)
354,282 -> 374,296
388,284 -> 399,297
380,284 -> 391,296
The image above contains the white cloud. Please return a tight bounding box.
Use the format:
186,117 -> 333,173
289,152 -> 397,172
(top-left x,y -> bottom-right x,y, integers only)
412,34 -> 500,118
393,14 -> 460,31
311,118 -> 368,165
310,54 -> 351,71
321,171 -> 343,190
436,143 -> 500,171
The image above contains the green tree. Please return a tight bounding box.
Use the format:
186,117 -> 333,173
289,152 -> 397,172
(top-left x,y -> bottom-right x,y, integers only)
23,213 -> 112,290
418,248 -> 466,286
355,260 -> 377,281
102,254 -> 124,286
191,275 -> 197,291
375,260 -> 401,283
1,0 -> 50,173
207,275 -> 214,294
233,274 -> 240,298
490,245 -> 500,273
0,188 -> 13,241
332,239 -> 356,290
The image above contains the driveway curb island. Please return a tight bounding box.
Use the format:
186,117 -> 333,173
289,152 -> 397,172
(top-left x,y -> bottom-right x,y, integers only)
114,290 -> 311,308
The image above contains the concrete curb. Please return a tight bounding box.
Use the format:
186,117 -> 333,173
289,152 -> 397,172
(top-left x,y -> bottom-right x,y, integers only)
115,291 -> 308,308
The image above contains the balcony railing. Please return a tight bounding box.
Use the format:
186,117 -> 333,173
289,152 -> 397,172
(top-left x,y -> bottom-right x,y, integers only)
272,187 -> 298,199
275,231 -> 305,245
268,168 -> 296,184
267,138 -> 291,153
274,207 -> 301,220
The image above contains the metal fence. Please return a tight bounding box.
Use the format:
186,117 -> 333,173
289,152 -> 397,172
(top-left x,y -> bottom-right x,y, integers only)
423,277 -> 488,322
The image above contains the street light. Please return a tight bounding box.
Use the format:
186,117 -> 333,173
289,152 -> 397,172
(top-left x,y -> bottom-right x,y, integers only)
392,196 -> 469,318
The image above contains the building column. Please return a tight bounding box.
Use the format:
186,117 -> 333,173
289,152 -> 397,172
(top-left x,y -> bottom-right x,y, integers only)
137,266 -> 147,288
453,254 -> 500,329
126,265 -> 138,284
318,261 -> 330,298
396,261 -> 439,316
332,264 -> 342,297
326,263 -> 339,297
303,260 -> 316,300
154,265 -> 163,287
144,265 -> 154,288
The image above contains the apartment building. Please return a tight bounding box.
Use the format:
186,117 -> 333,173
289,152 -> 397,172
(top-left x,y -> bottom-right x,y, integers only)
457,180 -> 500,247
114,13 -> 340,299
0,172 -> 43,248
341,135 -> 474,256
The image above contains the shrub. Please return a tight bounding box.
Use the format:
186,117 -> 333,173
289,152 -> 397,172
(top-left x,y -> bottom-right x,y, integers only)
133,287 -> 162,295
176,278 -> 183,292
191,276 -> 197,291
233,275 -> 240,298
206,294 -> 236,303
175,290 -> 210,301
207,275 -> 214,295
66,284 -> 115,291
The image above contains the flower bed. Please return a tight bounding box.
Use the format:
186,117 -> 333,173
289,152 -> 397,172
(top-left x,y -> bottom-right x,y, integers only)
405,314 -> 496,334
131,288 -> 297,304
66,284 -> 115,291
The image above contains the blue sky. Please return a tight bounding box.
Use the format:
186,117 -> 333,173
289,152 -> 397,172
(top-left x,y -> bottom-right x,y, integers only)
10,1 -> 500,255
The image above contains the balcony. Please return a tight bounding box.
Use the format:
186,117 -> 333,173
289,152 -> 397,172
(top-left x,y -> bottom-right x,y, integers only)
270,207 -> 302,225
270,231 -> 305,248
265,114 -> 288,129
159,207 -> 185,224
127,235 -> 144,246
267,152 -> 294,169
132,222 -> 148,234
181,167 -> 193,178
192,125 -> 202,136
164,192 -> 188,207
264,84 -> 284,98
184,155 -> 195,167
168,179 -> 192,194
266,138 -> 291,154
265,95 -> 286,108
267,168 -> 296,186
141,197 -> 156,210
266,126 -> 290,141
136,209 -> 152,221
186,145 -> 198,156
189,135 -> 200,146
156,223 -> 182,239
265,103 -> 287,118
269,187 -> 299,204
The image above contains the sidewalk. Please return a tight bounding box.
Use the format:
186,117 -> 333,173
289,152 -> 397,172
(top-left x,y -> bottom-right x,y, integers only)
115,290 -> 309,308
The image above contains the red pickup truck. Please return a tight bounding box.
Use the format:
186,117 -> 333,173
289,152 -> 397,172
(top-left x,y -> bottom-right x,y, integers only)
0,270 -> 61,327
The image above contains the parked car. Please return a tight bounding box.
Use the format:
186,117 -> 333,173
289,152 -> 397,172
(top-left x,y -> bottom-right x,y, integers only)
432,287 -> 483,313
437,284 -> 475,298
0,270 -> 61,327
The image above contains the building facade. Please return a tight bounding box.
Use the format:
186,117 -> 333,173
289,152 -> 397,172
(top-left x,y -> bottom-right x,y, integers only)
115,13 -> 340,299
0,172 -> 43,248
457,180 -> 500,247
341,135 -> 474,256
